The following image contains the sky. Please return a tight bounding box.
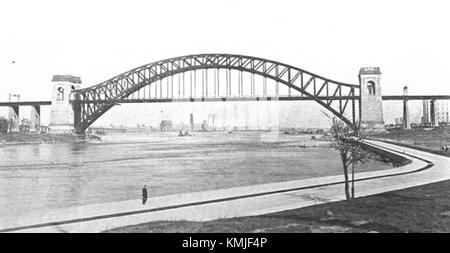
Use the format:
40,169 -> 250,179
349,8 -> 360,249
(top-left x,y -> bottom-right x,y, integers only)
0,0 -> 449,128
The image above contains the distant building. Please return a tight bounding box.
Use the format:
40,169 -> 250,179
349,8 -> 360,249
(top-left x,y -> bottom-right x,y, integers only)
422,100 -> 429,124
207,114 -> 215,129
190,113 -> 194,130
436,100 -> 449,123
0,117 -> 8,133
395,117 -> 403,126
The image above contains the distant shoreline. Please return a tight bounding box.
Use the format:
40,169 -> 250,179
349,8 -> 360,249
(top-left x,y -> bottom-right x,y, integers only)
0,133 -> 100,146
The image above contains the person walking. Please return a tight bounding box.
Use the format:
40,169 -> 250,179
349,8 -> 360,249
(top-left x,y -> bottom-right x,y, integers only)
142,185 -> 148,205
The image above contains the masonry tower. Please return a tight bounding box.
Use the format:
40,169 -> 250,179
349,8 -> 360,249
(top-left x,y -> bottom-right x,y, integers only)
359,67 -> 385,131
49,75 -> 81,133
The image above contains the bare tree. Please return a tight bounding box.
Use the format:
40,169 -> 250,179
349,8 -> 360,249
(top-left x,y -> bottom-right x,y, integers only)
324,113 -> 367,200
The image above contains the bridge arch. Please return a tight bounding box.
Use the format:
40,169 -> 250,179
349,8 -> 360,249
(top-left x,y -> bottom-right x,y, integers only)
72,54 -> 360,133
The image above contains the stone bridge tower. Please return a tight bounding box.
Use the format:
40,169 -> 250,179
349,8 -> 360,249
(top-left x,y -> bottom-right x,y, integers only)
49,75 -> 81,133
359,67 -> 385,131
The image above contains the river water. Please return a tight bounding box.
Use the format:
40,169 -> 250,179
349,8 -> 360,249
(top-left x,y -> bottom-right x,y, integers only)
0,132 -> 392,218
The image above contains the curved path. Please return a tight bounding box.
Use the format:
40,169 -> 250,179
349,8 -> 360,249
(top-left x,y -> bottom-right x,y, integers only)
1,139 -> 449,233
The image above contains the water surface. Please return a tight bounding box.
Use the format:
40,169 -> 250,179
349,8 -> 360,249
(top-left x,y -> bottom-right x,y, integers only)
0,132 -> 392,217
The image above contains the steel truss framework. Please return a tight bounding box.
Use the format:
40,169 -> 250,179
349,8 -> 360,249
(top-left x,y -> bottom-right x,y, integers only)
72,54 -> 360,133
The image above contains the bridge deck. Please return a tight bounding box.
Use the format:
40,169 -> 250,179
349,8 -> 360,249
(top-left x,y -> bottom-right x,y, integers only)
0,95 -> 449,107
0,101 -> 51,107
70,96 -> 359,104
381,95 -> 450,100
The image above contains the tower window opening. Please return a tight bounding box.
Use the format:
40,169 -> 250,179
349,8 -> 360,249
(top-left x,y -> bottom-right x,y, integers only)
57,87 -> 64,101
367,80 -> 376,95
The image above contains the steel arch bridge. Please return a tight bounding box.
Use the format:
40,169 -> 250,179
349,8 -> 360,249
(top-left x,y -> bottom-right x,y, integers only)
72,54 -> 360,133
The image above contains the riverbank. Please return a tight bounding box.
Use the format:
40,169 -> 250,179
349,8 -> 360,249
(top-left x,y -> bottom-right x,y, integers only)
0,133 -> 100,145
105,179 -> 450,233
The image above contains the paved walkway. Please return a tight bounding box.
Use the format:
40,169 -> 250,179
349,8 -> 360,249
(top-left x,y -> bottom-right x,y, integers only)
1,139 -> 449,233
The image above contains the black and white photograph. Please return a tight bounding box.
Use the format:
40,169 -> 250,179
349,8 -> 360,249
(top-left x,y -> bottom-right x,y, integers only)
1,0 -> 450,240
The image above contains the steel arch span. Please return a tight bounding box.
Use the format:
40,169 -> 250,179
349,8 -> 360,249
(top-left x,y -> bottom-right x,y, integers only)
72,54 -> 360,133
